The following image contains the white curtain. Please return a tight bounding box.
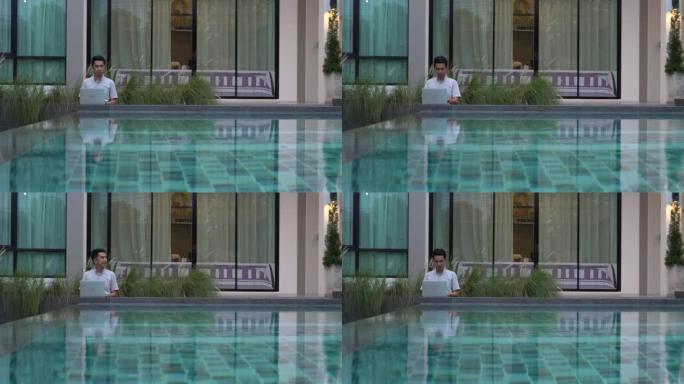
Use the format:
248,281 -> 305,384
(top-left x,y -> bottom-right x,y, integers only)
494,0 -> 513,69
579,0 -> 618,71
539,0 -> 577,70
579,194 -> 618,264
432,0 -> 450,59
453,0 -> 492,70
197,0 -> 235,70
432,194 -> 451,253
453,194 -> 492,262
359,193 -> 408,249
152,194 -> 171,261
111,194 -> 150,263
237,0 -> 275,71
539,194 -> 577,263
16,194 -> 66,276
494,193 -> 513,261
237,194 -> 275,265
197,194 -> 235,263
111,0 -> 151,69
152,0 -> 172,69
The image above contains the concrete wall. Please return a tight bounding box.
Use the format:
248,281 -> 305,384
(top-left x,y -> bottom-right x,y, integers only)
65,0 -> 87,90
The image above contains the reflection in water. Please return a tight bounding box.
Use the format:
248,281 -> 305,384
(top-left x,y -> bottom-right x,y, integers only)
0,115 -> 341,192
344,116 -> 684,192
343,308 -> 684,383
0,308 -> 341,383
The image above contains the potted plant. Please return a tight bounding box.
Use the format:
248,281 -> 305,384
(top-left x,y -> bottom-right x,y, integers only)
323,199 -> 342,297
665,9 -> 684,104
322,6 -> 342,104
665,201 -> 684,297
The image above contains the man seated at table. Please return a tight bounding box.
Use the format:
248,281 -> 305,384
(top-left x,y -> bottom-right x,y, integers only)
424,56 -> 461,105
423,248 -> 460,297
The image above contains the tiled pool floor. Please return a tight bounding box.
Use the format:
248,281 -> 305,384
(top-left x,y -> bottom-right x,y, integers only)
0,115 -> 340,192
0,308 -> 341,383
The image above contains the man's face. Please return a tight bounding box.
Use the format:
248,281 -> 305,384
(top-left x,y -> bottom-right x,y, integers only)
434,63 -> 447,79
95,252 -> 108,268
433,255 -> 446,272
92,60 -> 106,78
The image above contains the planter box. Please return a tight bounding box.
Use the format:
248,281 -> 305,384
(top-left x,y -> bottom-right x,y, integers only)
667,73 -> 684,104
325,265 -> 342,297
667,265 -> 684,296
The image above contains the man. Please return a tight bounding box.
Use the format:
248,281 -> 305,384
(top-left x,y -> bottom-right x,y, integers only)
424,56 -> 461,105
83,249 -> 119,297
423,248 -> 460,297
82,56 -> 118,105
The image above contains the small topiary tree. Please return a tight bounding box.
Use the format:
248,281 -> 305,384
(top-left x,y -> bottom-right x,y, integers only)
323,200 -> 342,268
666,201 -> 684,268
322,7 -> 342,75
666,9 -> 684,75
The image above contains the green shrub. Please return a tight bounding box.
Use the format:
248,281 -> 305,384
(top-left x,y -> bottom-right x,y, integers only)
343,83 -> 387,128
460,268 -> 559,298
0,83 -> 79,128
342,275 -> 387,322
0,275 -> 46,320
462,75 -> 559,105
323,200 -> 342,268
119,268 -> 216,297
666,201 -> 684,268
119,76 -> 216,105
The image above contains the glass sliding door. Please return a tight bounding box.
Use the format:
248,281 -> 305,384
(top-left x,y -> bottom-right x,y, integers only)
89,0 -> 109,60
578,0 -> 618,98
16,0 -> 66,83
0,0 -> 11,82
110,194 -> 151,275
16,193 -> 66,277
538,0 -> 578,97
236,194 -> 276,290
111,0 -> 152,71
579,194 -> 618,290
196,193 -> 236,289
358,193 -> 408,277
452,193 -> 493,276
538,194 -> 578,289
0,193 -> 11,275
236,0 -> 276,98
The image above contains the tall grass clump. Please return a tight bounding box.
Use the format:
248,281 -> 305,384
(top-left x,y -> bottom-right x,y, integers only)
343,83 -> 387,128
462,75 -> 559,105
119,76 -> 216,105
0,83 -> 79,128
0,275 -> 46,321
119,268 -> 216,297
460,268 -> 559,298
342,275 -> 387,322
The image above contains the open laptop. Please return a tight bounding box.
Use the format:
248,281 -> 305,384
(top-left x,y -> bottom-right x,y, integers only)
422,280 -> 450,297
80,280 -> 107,298
422,88 -> 449,105
80,88 -> 108,105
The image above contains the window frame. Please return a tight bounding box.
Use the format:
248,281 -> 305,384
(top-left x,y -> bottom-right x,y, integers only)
427,0 -> 622,99
87,193 -> 280,292
86,0 -> 280,99
428,192 -> 622,292
0,0 -> 68,85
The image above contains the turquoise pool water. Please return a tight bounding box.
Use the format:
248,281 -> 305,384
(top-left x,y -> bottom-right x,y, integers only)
343,307 -> 684,383
343,116 -> 684,192
0,115 -> 340,192
0,307 -> 341,383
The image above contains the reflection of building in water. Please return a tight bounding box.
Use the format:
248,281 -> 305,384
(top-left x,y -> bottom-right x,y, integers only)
79,310 -> 119,338
421,310 -> 460,338
556,311 -> 618,334
214,120 -> 276,140
79,118 -> 118,146
422,118 -> 461,146
556,120 -> 618,139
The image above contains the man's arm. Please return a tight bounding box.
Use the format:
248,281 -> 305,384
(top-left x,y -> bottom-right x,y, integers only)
107,82 -> 118,105
108,274 -> 119,297
448,81 -> 462,105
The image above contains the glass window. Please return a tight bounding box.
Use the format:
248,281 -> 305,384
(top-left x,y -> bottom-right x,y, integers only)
0,193 -> 10,275
110,194 -> 151,268
197,193 -> 236,289
452,193 -> 492,269
0,0 -> 9,53
452,0 -> 493,72
538,194 -> 578,289
16,0 -> 66,84
236,0 -> 276,97
16,59 -> 65,84
89,193 -> 108,251
111,0 -> 152,70
16,193 -> 66,277
579,194 -> 618,290
432,193 -> 450,253
539,0 -> 578,97
578,0 -> 618,98
431,0 -> 450,60
237,193 -> 276,290
90,0 -> 109,59
16,251 -> 65,277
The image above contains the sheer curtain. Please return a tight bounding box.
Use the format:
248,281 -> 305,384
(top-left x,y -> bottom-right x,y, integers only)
432,0 -> 450,60
16,194 -> 66,276
197,194 -> 235,263
0,193 -> 9,275
539,0 -> 577,71
237,0 -> 275,71
432,193 -> 450,253
89,0 -> 108,58
16,0 -> 66,83
111,0 -> 151,70
494,0 -> 513,70
539,194 -> 577,264
152,194 -> 171,262
358,0 -> 408,83
197,0 -> 235,70
152,0 -> 172,69
237,194 -> 275,265
579,0 -> 617,72
452,0 -> 492,70
111,194 -> 151,263
453,194 -> 492,263
494,193 -> 513,262
359,193 -> 408,276
579,194 -> 617,264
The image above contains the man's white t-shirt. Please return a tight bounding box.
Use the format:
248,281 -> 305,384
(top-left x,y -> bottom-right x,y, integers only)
424,76 -> 461,98
82,76 -> 118,102
423,269 -> 460,291
83,268 -> 119,295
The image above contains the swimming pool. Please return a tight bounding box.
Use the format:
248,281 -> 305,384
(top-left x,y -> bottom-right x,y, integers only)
343,115 -> 684,192
343,307 -> 684,383
0,307 -> 341,383
0,114 -> 341,192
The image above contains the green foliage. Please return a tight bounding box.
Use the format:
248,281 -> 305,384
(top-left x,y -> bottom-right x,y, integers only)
0,83 -> 78,128
0,275 -> 46,320
119,268 -> 217,297
462,75 -> 559,105
666,201 -> 684,268
119,76 -> 216,105
666,9 -> 684,74
343,84 -> 423,129
322,8 -> 342,75
461,268 -> 559,298
323,201 -> 342,267
342,276 -> 387,322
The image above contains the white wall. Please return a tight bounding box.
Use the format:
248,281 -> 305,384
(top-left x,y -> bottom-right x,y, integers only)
621,193 -> 641,295
279,193 -> 299,294
278,0 -> 299,103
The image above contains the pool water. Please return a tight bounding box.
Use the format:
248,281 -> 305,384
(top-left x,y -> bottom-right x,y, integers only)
343,116 -> 684,192
343,307 -> 684,383
0,115 -> 341,192
0,307 -> 341,383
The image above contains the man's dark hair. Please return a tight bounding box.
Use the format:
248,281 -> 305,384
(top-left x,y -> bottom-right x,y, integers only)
433,56 -> 449,67
91,55 -> 107,66
432,248 -> 448,259
90,248 -> 107,262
